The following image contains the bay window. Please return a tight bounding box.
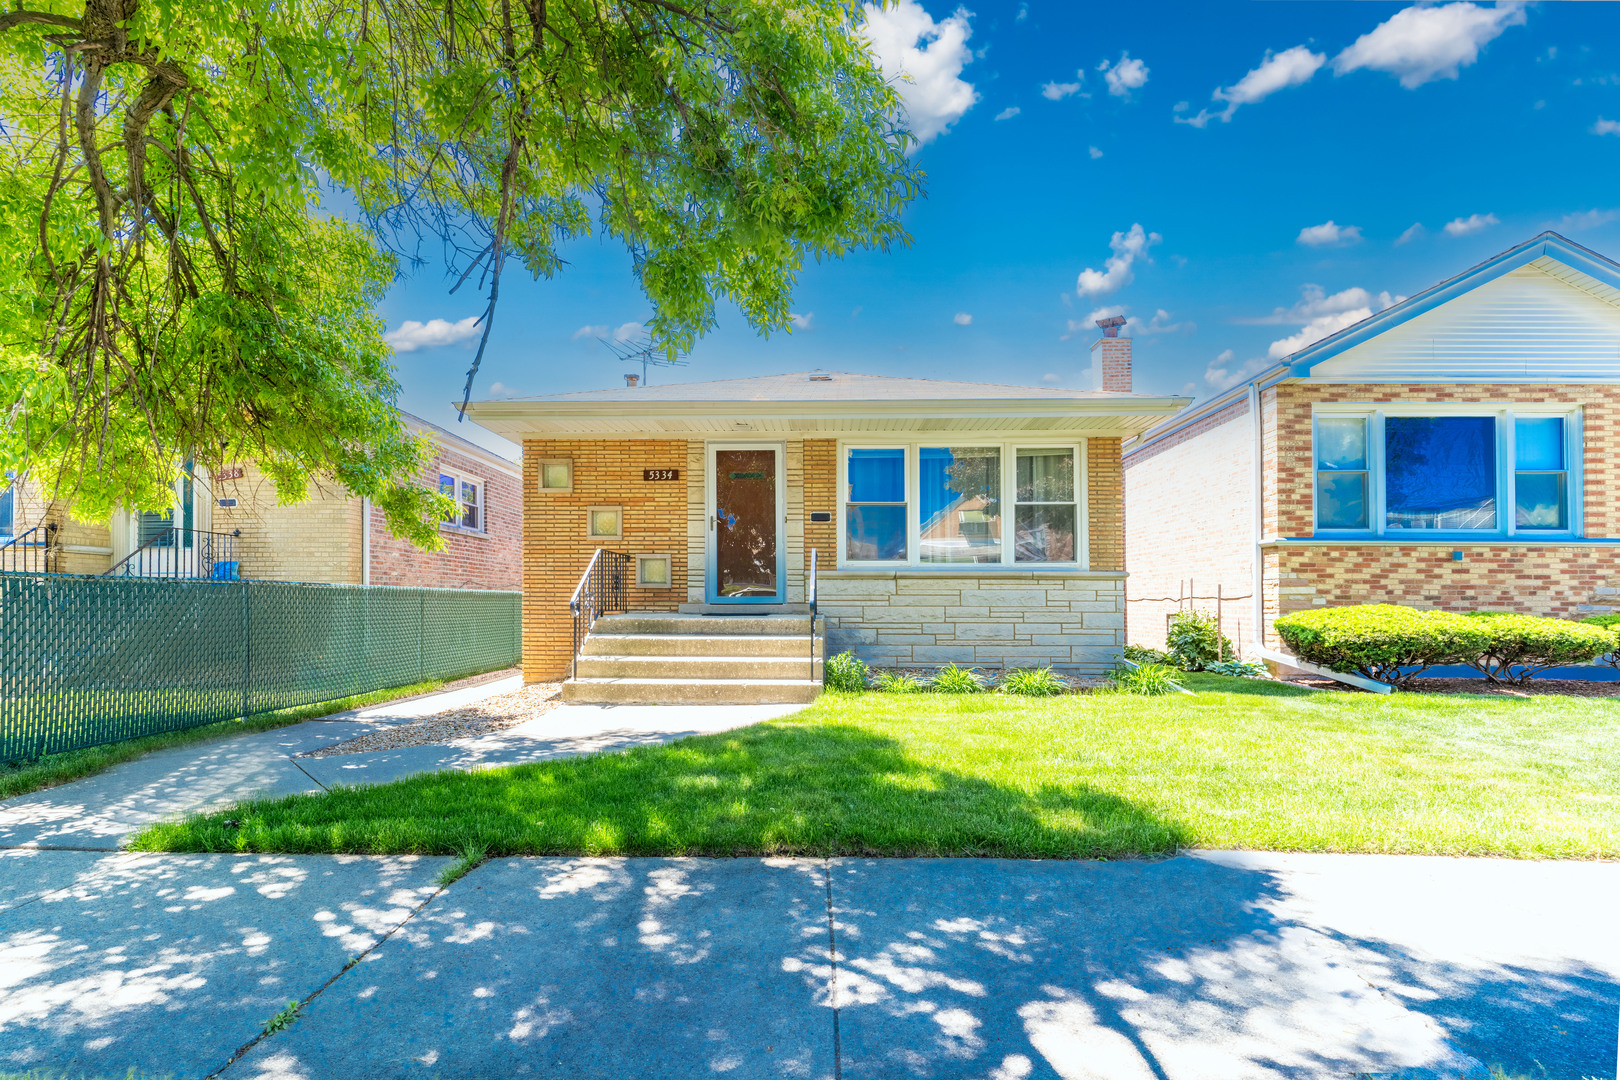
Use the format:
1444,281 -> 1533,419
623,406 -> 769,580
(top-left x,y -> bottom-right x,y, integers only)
843,442 -> 1086,567
1312,408 -> 1578,537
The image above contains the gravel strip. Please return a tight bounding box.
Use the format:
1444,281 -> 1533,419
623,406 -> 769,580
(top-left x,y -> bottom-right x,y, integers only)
301,684 -> 563,757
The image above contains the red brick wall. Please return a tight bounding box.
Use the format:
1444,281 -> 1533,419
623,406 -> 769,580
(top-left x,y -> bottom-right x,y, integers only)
1094,338 -> 1132,393
523,439 -> 689,681
368,442 -> 522,591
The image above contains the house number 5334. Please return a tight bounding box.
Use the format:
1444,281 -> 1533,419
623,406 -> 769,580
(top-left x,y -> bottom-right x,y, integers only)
642,469 -> 680,481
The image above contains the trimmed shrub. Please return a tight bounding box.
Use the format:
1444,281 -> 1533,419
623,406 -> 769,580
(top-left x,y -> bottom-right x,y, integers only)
1123,644 -> 1169,665
1165,610 -> 1235,672
928,664 -> 985,694
1580,614 -> 1620,670
824,651 -> 869,692
1272,604 -> 1492,689
1205,659 -> 1266,679
998,667 -> 1068,696
1112,662 -> 1177,696
872,670 -> 924,693
1463,612 -> 1618,684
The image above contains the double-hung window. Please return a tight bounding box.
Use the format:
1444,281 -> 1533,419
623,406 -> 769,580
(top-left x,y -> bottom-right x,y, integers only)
439,470 -> 485,532
1312,408 -> 1578,537
843,442 -> 1085,566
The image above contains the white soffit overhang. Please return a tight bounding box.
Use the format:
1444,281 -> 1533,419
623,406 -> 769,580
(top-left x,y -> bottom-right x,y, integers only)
460,400 -> 1190,439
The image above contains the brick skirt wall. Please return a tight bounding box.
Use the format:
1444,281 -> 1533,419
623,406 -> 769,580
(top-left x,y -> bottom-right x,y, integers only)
819,571 -> 1126,673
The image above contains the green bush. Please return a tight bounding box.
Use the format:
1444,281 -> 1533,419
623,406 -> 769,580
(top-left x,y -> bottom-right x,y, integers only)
1273,604 -> 1493,689
1205,659 -> 1266,679
1580,614 -> 1620,669
1123,643 -> 1168,665
998,667 -> 1068,696
1112,662 -> 1178,696
1165,610 -> 1235,672
823,651 -> 869,692
872,670 -> 924,693
928,664 -> 985,694
1463,612 -> 1618,683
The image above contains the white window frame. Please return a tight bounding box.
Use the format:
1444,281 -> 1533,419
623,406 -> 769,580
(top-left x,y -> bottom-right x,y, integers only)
439,469 -> 487,534
837,439 -> 1090,570
1310,403 -> 1583,539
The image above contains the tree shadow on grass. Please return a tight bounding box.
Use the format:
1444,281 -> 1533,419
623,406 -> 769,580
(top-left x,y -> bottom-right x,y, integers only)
135,721 -> 1191,861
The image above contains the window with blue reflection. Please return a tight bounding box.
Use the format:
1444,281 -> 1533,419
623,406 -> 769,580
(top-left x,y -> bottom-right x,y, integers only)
846,448 -> 906,561
919,447 -> 1000,563
1515,417 -> 1568,530
0,477 -> 12,537
1315,417 -> 1370,529
1385,416 -> 1496,530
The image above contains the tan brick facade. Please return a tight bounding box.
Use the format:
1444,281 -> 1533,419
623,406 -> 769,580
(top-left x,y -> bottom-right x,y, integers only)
1085,438 -> 1125,573
804,438 -> 837,571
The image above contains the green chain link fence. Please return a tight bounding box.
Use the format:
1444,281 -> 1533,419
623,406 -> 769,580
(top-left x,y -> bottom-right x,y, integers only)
0,573 -> 521,763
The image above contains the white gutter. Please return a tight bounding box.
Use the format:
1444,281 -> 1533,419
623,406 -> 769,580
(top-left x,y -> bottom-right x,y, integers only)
1244,382 -> 1392,694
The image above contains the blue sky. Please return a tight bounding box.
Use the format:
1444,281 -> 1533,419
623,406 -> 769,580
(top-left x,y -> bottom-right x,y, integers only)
377,1 -> 1620,457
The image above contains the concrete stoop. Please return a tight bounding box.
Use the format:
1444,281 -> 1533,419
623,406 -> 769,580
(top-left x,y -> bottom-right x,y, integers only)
563,612 -> 825,705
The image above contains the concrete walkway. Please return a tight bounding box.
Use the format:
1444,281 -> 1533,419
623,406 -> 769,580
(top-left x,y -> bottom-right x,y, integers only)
1,850 -> 1614,1079
0,678 -> 801,850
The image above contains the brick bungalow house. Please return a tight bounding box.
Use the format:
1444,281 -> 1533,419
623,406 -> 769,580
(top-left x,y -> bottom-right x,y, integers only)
464,354 -> 1186,701
1124,231 -> 1620,677
1,411 -> 521,590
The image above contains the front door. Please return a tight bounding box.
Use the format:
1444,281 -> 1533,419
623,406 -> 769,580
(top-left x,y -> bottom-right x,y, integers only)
706,444 -> 784,603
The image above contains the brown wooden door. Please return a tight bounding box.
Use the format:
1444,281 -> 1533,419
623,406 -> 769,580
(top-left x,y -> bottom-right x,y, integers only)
712,447 -> 781,600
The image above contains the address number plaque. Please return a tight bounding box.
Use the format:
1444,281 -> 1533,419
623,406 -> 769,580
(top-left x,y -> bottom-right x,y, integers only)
643,469 -> 680,482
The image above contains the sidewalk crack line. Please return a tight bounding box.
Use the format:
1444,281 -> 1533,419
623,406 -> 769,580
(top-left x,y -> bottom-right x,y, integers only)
823,857 -> 842,1080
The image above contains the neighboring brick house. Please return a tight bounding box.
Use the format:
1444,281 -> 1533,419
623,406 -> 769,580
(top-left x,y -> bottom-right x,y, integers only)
464,362 -> 1187,687
1,412 -> 521,590
1124,231 -> 1620,676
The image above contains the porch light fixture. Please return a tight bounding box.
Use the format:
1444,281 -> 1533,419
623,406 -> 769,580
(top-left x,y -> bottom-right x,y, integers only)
537,458 -> 572,492
586,506 -> 622,541
635,553 -> 672,588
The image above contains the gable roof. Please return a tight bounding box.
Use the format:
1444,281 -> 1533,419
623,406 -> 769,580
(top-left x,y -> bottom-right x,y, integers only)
1126,231 -> 1620,459
464,371 -> 1190,439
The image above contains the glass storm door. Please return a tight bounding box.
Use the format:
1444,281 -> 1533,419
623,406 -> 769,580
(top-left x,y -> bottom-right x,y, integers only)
708,445 -> 783,602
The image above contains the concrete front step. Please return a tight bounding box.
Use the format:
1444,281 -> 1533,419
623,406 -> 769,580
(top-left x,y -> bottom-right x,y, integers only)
561,677 -> 823,705
581,633 -> 822,658
577,655 -> 824,680
590,613 -> 824,637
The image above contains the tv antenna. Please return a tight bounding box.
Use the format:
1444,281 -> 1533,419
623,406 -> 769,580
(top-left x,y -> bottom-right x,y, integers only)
599,334 -> 687,386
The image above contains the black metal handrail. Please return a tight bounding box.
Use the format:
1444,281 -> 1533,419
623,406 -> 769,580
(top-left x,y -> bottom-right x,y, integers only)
807,547 -> 818,683
0,523 -> 57,574
570,548 -> 630,680
104,527 -> 242,580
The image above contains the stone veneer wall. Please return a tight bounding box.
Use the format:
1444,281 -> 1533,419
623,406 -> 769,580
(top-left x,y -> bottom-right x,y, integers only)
817,571 -> 1126,673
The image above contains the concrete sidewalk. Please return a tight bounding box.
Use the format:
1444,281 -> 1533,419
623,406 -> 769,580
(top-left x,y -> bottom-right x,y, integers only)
0,677 -> 800,850
1,850 -> 1614,1080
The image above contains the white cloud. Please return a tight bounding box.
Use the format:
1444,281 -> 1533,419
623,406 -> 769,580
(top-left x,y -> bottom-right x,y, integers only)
1333,2 -> 1526,89
1063,304 -> 1187,341
1296,221 -> 1363,247
1267,310 -> 1373,359
1444,212 -> 1499,237
1041,78 -> 1083,100
1088,145 -> 1104,159
994,105 -> 1021,121
1075,223 -> 1161,298
1098,53 -> 1149,98
1204,349 -> 1273,391
1593,117 -> 1620,136
384,316 -> 482,352
862,1 -> 979,146
953,312 -> 973,325
1556,208 -> 1620,231
1395,222 -> 1425,246
1177,45 -> 1325,127
789,312 -> 816,331
1240,283 -> 1401,360
1016,2 -> 1028,21
487,381 -> 513,398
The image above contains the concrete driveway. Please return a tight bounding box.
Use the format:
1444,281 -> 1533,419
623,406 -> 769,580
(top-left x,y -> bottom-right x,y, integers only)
2,849 -> 1614,1080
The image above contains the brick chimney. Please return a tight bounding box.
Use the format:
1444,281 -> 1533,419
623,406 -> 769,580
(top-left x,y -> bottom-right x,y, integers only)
1091,315 -> 1131,392
624,373 -> 640,387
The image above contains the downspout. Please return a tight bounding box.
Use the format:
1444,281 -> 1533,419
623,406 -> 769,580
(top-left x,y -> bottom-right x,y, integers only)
361,496 -> 371,586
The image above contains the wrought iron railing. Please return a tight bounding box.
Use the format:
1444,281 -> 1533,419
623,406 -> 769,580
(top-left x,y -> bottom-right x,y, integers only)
569,548 -> 630,680
808,547 -> 819,683
0,524 -> 57,574
104,527 -> 242,580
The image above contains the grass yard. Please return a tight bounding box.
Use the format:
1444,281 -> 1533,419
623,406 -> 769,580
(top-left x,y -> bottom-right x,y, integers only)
130,674 -> 1620,860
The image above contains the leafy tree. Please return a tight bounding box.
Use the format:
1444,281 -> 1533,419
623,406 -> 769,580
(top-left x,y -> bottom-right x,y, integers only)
0,0 -> 918,543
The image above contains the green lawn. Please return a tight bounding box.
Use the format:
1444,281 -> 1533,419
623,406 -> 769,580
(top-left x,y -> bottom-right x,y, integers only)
130,675 -> 1620,860
1,678 -> 456,801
